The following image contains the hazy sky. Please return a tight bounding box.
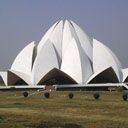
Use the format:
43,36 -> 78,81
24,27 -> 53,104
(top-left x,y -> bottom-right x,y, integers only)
0,0 -> 128,70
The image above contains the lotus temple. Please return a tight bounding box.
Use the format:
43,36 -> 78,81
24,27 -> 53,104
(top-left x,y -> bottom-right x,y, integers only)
0,20 -> 128,90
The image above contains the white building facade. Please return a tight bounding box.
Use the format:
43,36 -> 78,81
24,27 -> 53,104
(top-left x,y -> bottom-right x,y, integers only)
0,20 -> 128,88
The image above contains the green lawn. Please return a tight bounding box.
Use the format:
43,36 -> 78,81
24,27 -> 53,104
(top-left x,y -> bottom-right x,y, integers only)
0,91 -> 127,128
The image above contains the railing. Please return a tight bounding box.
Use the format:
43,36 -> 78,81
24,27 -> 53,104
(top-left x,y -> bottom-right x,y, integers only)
0,83 -> 128,90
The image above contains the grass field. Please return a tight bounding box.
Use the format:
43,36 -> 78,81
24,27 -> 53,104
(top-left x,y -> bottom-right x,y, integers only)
0,90 -> 128,128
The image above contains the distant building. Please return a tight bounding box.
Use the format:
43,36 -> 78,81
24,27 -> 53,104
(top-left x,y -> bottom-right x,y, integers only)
0,20 -> 128,88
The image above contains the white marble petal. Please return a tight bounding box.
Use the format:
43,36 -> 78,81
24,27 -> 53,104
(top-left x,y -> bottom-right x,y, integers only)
32,40 -> 59,85
37,21 -> 59,54
61,38 -> 92,83
49,20 -> 63,65
70,20 -> 92,61
62,20 -> 79,57
11,41 -> 35,75
93,39 -> 121,81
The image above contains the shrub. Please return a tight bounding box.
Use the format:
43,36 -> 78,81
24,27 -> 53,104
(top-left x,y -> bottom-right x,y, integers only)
122,92 -> 128,101
23,91 -> 28,98
44,92 -> 50,98
93,92 -> 100,100
68,93 -> 74,99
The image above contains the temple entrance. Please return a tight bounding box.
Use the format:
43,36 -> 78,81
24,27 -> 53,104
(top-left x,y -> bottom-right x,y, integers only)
89,67 -> 119,84
38,68 -> 77,85
8,71 -> 28,85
